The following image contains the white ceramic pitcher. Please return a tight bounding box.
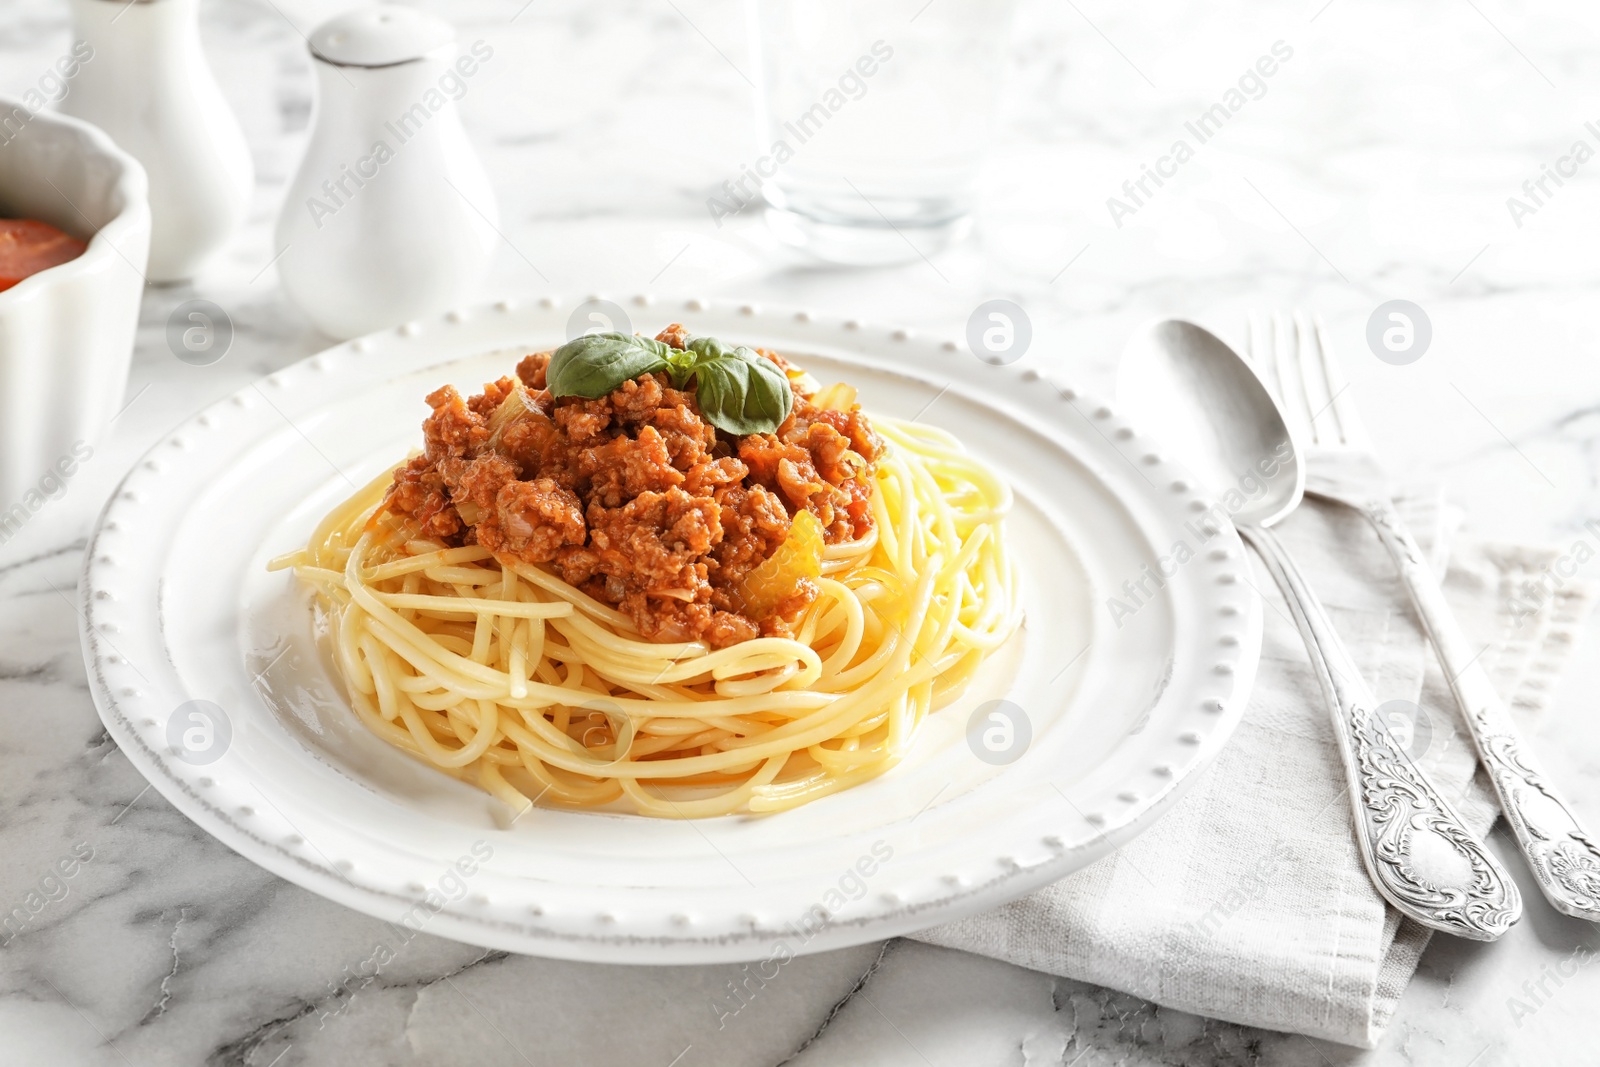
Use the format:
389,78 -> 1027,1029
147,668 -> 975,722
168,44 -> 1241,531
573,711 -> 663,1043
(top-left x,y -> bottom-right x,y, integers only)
63,0 -> 253,284
275,5 -> 500,340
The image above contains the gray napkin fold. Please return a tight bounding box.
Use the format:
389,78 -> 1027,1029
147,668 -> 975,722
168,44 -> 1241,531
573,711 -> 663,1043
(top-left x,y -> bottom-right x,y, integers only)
912,494 -> 1596,1047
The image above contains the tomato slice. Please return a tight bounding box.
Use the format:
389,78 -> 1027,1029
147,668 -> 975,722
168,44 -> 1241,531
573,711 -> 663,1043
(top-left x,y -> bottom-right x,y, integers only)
0,219 -> 88,292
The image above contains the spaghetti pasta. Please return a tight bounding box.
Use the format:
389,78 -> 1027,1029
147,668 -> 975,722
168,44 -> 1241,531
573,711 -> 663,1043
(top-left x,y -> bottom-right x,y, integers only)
272,350 -> 1020,817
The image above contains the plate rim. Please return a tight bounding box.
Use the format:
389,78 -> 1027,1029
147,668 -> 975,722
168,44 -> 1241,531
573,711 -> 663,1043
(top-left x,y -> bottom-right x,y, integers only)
79,296 -> 1263,963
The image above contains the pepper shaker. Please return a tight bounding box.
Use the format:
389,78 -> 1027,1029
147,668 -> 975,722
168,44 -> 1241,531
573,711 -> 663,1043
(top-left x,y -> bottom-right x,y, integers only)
62,0 -> 254,284
275,6 -> 500,340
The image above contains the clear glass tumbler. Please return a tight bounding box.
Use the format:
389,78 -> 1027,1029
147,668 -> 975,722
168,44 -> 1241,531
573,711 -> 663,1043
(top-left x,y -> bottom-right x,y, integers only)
745,0 -> 1017,264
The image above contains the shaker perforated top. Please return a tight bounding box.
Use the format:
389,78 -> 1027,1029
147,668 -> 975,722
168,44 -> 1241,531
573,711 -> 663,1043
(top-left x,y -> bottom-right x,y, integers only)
308,5 -> 456,68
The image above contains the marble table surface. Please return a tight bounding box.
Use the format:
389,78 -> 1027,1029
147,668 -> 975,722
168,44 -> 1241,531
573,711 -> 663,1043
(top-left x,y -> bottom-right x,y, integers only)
5,0 -> 1600,1063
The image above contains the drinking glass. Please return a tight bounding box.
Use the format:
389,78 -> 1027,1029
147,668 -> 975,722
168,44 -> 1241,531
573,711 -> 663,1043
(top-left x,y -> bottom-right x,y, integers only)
745,0 -> 1017,264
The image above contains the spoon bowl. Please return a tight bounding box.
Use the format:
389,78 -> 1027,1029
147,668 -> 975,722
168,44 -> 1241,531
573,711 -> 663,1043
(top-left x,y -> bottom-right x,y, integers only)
1117,319 -> 1304,528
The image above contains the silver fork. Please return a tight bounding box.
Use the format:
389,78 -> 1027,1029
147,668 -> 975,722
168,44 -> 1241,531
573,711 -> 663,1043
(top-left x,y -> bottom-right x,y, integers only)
1254,310 -> 1600,923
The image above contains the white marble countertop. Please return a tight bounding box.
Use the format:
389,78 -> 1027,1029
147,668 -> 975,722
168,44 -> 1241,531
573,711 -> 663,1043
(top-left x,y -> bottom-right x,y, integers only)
4,0 -> 1600,1063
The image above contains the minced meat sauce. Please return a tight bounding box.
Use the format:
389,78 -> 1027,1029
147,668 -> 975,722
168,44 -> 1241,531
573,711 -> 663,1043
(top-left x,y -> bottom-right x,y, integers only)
383,324 -> 883,647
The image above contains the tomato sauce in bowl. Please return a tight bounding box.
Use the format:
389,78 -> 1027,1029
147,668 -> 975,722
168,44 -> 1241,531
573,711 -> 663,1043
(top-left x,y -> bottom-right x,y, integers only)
0,218 -> 88,292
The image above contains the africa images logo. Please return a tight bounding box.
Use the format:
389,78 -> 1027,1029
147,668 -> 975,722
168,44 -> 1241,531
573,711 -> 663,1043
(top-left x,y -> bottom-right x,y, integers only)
1106,40 -> 1294,227
1504,119 -> 1600,229
1104,440 -> 1293,628
303,40 -> 494,229
706,41 -> 896,226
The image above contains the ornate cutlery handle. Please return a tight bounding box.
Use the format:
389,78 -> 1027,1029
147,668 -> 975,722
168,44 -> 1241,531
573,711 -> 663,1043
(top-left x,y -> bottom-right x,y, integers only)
1239,524 -> 1521,940
1362,498 -> 1600,921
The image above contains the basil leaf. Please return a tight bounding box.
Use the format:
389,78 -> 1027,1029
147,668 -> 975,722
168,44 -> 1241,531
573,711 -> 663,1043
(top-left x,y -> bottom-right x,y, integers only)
684,335 -> 737,365
546,330 -> 795,436
546,332 -> 674,398
687,338 -> 793,436
661,344 -> 698,389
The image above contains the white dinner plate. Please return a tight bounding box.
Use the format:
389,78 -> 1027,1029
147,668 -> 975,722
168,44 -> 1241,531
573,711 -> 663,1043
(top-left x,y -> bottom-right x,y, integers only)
79,297 -> 1262,963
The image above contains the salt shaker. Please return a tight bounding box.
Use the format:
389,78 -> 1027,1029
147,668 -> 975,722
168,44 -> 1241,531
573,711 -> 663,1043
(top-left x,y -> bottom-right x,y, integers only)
275,6 -> 500,340
63,0 -> 254,284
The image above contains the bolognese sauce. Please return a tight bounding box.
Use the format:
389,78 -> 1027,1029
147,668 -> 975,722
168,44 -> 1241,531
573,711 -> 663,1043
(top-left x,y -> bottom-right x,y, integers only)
383,324 -> 883,647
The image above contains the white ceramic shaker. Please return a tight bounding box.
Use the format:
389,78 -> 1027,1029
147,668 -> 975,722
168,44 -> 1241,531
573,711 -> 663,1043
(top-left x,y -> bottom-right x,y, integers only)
275,6 -> 500,340
63,0 -> 254,284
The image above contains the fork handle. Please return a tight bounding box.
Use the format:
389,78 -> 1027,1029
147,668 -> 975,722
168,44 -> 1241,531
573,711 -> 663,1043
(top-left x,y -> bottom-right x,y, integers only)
1239,523 -> 1521,940
1360,497 -> 1600,921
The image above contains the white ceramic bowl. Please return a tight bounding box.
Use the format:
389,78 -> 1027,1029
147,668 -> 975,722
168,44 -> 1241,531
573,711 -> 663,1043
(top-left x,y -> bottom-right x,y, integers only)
0,99 -> 149,516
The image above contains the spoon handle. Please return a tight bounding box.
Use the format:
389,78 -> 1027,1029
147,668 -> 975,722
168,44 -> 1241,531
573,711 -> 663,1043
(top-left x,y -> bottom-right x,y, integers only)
1355,496 -> 1600,921
1238,524 -> 1521,940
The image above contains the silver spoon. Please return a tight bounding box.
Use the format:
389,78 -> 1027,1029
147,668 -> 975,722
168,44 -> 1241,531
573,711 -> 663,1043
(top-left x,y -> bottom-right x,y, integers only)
1117,319 -> 1521,941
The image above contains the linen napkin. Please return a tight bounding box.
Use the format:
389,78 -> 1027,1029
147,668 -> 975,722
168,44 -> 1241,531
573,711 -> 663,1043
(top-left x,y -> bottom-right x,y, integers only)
911,493 -> 1598,1048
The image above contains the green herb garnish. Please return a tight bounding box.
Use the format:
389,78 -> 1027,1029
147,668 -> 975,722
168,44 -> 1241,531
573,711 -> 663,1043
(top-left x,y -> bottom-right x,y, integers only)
546,331 -> 793,436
